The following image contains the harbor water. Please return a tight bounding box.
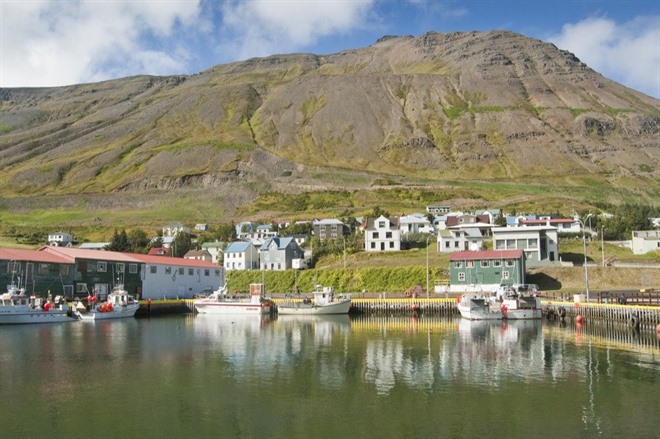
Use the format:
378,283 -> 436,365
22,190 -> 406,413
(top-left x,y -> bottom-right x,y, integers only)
0,315 -> 658,438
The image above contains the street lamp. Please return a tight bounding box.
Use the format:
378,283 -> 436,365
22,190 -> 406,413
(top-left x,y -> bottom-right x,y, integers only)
426,232 -> 437,299
577,214 -> 593,302
601,225 -> 605,268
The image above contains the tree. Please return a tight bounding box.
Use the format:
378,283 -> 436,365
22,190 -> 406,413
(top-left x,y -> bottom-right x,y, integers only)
128,228 -> 150,253
106,228 -> 130,252
172,231 -> 192,257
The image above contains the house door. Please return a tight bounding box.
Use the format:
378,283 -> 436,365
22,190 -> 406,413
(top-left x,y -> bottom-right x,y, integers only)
380,242 -> 385,251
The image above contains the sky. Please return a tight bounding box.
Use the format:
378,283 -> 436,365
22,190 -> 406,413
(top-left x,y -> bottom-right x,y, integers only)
1,0 -> 659,98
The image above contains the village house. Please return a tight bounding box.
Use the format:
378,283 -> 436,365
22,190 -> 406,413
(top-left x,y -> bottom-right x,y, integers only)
201,241 -> 225,264
398,213 -> 434,235
492,226 -> 559,265
223,241 -> 259,271
184,249 -> 212,263
363,216 -> 401,252
259,237 -> 305,270
447,249 -> 526,293
313,219 -> 349,240
438,228 -> 484,253
631,230 -> 660,255
47,231 -> 73,247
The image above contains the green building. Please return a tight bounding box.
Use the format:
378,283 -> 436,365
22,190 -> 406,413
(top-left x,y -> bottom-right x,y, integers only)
448,249 -> 525,292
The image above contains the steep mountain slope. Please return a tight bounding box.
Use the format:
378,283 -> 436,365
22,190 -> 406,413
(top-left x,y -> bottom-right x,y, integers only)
1,31 -> 658,212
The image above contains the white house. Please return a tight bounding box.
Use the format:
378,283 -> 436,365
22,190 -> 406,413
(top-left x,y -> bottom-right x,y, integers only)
223,241 -> 260,270
519,217 -> 581,234
201,241 -> 225,264
631,230 -> 660,255
438,228 -> 484,253
426,205 -> 451,214
492,226 -> 559,264
364,216 -> 401,252
162,222 -> 188,237
398,213 -> 434,235
48,231 -> 73,247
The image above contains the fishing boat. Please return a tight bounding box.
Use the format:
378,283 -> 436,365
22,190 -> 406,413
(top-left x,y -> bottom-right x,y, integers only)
495,284 -> 542,320
74,285 -> 140,321
457,292 -> 503,320
457,284 -> 542,320
194,283 -> 274,315
0,283 -> 75,324
277,286 -> 351,315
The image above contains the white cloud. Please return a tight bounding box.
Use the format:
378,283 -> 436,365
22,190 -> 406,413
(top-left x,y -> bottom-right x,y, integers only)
218,0 -> 376,60
549,16 -> 660,99
0,0 -> 203,87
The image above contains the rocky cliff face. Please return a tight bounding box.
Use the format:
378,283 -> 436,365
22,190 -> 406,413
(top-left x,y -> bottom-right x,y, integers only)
0,31 -> 658,201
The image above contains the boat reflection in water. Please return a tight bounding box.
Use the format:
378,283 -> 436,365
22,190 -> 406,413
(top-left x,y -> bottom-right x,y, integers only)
450,318 -> 544,385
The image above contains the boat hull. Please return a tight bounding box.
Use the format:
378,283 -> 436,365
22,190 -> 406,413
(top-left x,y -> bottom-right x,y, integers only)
0,310 -> 75,324
76,304 -> 139,321
277,299 -> 351,315
194,302 -> 272,315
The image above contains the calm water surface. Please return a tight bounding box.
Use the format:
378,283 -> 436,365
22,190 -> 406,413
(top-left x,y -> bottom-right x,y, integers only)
0,314 -> 658,438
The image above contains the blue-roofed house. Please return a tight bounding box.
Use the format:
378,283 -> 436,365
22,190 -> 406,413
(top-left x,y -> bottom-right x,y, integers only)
259,237 -> 305,270
224,241 -> 259,271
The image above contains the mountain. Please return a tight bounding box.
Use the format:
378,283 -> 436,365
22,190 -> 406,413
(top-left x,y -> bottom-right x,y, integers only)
1,30 -> 658,221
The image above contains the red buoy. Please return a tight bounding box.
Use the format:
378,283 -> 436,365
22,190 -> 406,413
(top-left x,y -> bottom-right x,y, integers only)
576,315 -> 584,324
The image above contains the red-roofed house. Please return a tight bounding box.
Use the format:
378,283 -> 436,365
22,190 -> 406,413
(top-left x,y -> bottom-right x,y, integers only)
447,250 -> 525,293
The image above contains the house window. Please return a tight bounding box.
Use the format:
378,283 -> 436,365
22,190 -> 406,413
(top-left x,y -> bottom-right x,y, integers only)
97,261 -> 107,272
458,272 -> 466,281
389,242 -> 394,248
385,232 -> 392,239
480,260 -> 490,268
60,265 -> 70,276
466,261 -> 474,268
505,260 -> 515,267
116,263 -> 125,273
378,221 -> 386,228
372,232 -> 379,239
165,267 -> 172,275
39,264 -> 49,275
76,283 -> 88,293
517,239 -> 527,249
493,260 -> 502,267
495,240 -> 505,250
506,239 -> 516,249
370,242 -> 376,249
502,271 -> 510,279
528,239 -> 538,249
445,242 -> 450,248
129,264 -> 138,274
204,269 -> 210,276
454,241 -> 459,248
215,270 -> 221,276
453,261 -> 463,268
179,267 -> 184,275
188,268 -> 194,275
150,266 -> 157,274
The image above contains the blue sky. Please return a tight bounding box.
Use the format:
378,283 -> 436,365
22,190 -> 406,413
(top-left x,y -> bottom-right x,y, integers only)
1,0 -> 659,98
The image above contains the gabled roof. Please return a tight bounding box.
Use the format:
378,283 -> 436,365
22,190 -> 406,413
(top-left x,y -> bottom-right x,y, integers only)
449,250 -> 523,261
0,247 -> 72,264
261,237 -> 295,250
313,219 -> 344,225
225,241 -> 252,253
39,246 -> 220,268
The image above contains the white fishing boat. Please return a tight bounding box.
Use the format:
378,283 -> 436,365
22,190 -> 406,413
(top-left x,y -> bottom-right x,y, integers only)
74,285 -> 140,321
457,284 -> 542,320
194,283 -> 274,315
457,292 -> 503,320
0,284 -> 75,324
277,286 -> 351,315
495,284 -> 542,320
